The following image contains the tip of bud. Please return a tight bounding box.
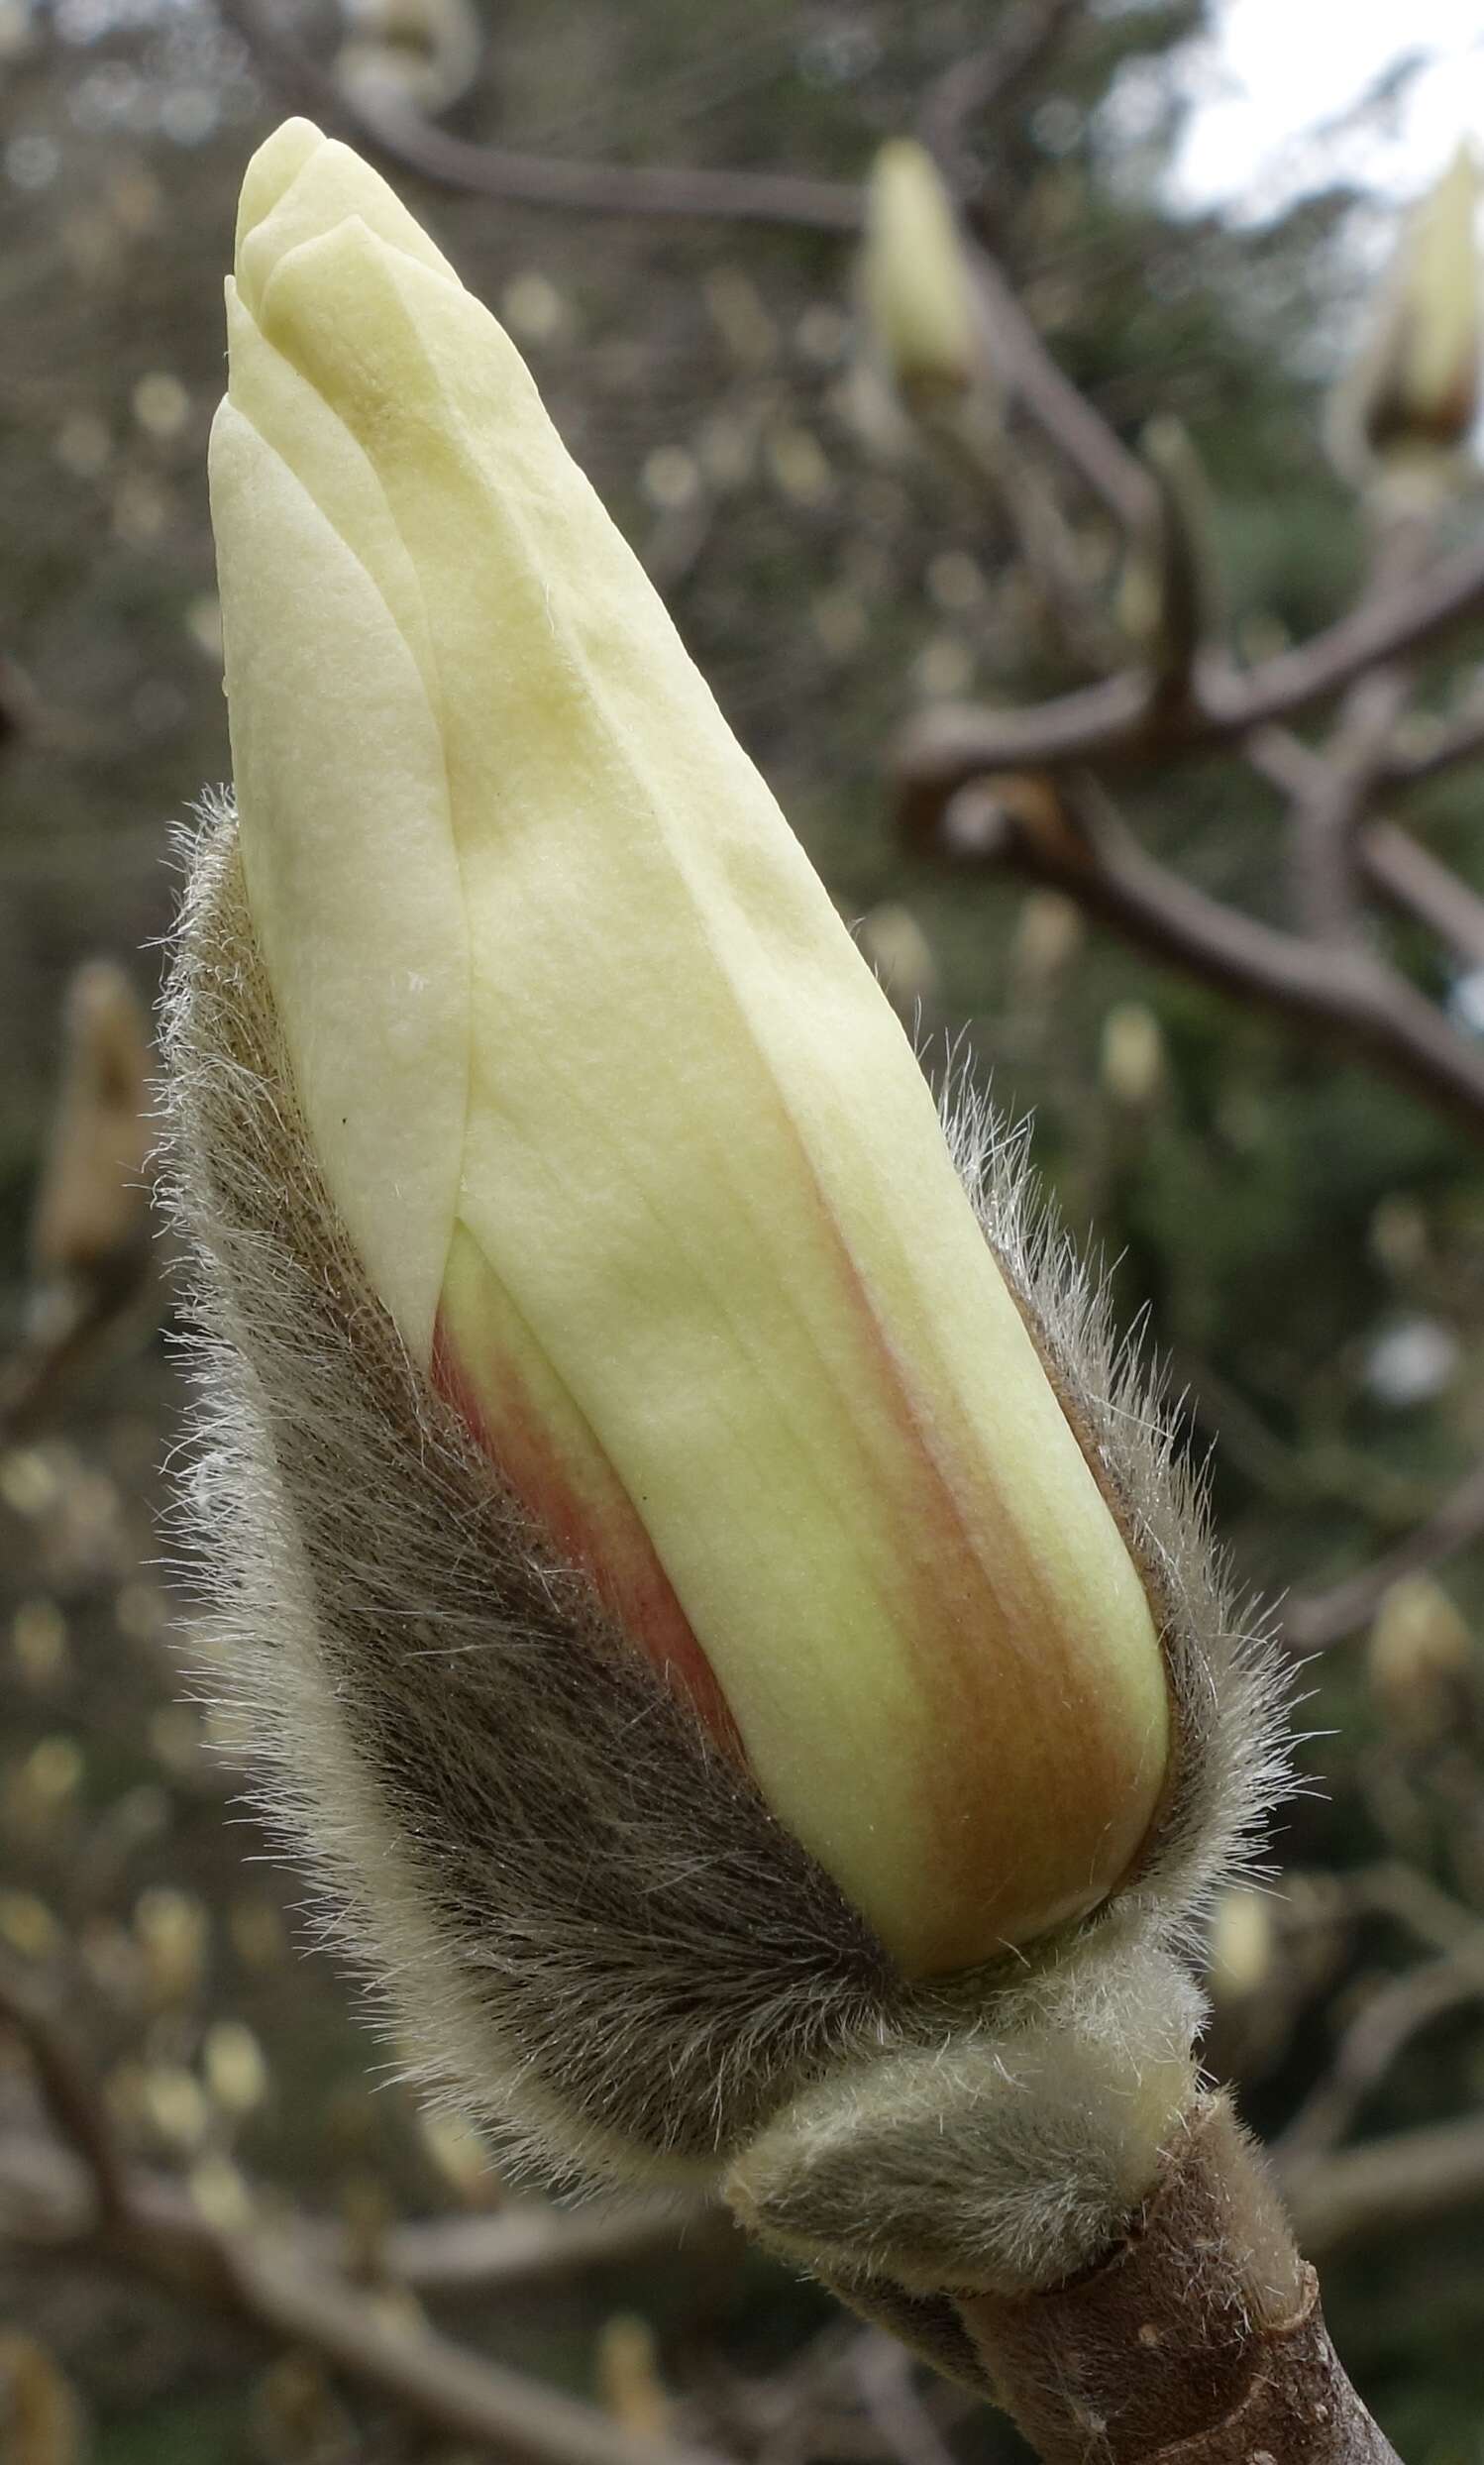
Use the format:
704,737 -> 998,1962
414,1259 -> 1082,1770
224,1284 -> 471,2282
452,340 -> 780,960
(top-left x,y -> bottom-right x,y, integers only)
1330,141 -> 1483,492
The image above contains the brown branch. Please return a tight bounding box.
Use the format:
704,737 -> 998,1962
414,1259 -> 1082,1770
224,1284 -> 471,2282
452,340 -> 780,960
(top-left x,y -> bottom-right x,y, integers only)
1227,727 -> 1484,968
1282,1454 -> 1484,1650
1287,521 -> 1431,946
0,1973 -> 727,2465
1274,1945 -> 1484,2166
1281,2111 -> 1484,2258
1290,669 -> 1414,946
1382,687 -> 1484,784
215,0 -> 860,233
0,2122 -> 704,2296
0,1958 -> 131,2231
896,677 -> 1149,812
904,772 -> 1484,1136
956,2095 -> 1399,2464
918,0 -> 1085,197
214,2233 -> 725,2465
965,250 -> 1157,534
1360,820 -> 1484,966
895,527 -> 1484,805
1208,529 -> 1484,729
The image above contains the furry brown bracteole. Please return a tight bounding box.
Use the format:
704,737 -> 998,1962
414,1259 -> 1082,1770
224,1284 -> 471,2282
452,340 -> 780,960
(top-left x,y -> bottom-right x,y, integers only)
159,792 -> 1289,2311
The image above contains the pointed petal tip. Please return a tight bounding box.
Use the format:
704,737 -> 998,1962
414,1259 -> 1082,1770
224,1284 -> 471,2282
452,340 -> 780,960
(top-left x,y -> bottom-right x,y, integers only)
234,121 -> 457,324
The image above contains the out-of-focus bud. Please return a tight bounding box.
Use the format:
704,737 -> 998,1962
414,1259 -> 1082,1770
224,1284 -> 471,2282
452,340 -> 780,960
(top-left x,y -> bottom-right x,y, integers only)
1115,418 -> 1217,700
203,2017 -> 270,2121
1100,1001 -> 1166,1113
0,2332 -> 88,2465
205,117 -> 1168,1983
333,0 -> 481,117
3,1738 -> 83,1847
1367,1572 -> 1475,1746
0,1890 -> 58,1960
855,902 -> 939,1013
416,2104 -> 500,2205
861,140 -> 978,403
134,1883 -> 210,2008
1011,889 -> 1084,999
167,125 -> 1284,2266
253,2355 -> 356,2465
26,960 -> 153,1339
188,2153 -> 255,2233
142,2063 -> 212,2155
1206,1885 -> 1274,2010
1330,143 -> 1483,494
596,2315 -> 670,2441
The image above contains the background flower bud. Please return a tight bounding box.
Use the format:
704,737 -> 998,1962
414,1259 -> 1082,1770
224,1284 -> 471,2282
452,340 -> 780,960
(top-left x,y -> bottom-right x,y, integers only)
1366,1571 -> 1475,1746
1330,142 -> 1483,491
860,140 -> 978,402
27,959 -> 152,1326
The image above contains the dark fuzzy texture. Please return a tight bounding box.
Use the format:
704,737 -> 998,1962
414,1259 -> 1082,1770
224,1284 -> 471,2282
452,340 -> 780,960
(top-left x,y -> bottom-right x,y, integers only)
159,799 -> 1290,2287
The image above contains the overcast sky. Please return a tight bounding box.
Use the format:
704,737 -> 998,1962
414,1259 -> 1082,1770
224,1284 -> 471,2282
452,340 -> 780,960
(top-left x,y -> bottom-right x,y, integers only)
1171,0 -> 1484,218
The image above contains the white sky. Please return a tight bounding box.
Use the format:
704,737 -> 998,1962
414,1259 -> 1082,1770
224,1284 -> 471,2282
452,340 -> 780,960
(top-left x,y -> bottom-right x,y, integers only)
1171,0 -> 1484,218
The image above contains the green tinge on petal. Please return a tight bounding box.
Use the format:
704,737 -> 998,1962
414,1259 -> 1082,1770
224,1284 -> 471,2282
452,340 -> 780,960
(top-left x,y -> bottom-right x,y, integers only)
219,123 -> 1172,1977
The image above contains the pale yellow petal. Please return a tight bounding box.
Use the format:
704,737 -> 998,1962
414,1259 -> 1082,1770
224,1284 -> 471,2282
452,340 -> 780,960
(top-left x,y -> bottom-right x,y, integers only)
235,120 -> 455,323
209,397 -> 468,1358
245,214 -> 1167,1972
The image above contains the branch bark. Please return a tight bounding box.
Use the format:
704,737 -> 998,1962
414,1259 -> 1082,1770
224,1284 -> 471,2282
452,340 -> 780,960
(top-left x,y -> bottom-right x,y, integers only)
956,2096 -> 1399,2465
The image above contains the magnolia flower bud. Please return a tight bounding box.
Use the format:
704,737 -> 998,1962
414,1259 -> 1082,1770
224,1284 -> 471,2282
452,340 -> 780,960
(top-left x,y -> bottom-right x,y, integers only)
165,123 -> 1284,2273
207,116 -> 1166,1982
334,0 -> 481,117
1331,144 -> 1483,491
861,140 -> 978,402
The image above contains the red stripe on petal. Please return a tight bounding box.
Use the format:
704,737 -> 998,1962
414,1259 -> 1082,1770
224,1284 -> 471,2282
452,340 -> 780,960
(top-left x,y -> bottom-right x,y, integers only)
432,1310 -> 743,1759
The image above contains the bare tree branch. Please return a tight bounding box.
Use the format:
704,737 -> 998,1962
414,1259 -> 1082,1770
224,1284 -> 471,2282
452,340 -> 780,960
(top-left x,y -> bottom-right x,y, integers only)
1275,1945 -> 1484,2166
0,1959 -> 131,2231
215,0 -> 860,232
1282,1455 -> 1484,1650
1287,521 -> 1432,944
0,1967 -> 728,2465
917,0 -> 1085,199
0,2123 -> 708,2297
1282,2111 -> 1484,2258
1361,821 -> 1484,967
906,772 -> 1484,1135
1290,668 -> 1415,945
964,250 -> 1157,534
896,525 -> 1484,804
1382,686 -> 1484,785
